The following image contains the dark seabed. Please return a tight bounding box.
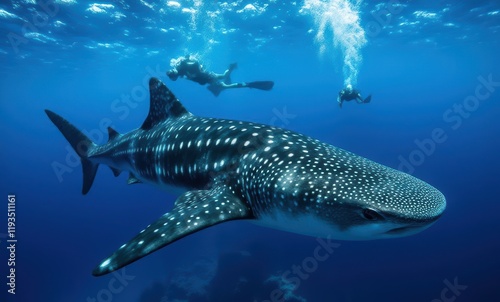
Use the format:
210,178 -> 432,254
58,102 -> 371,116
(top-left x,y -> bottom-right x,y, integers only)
1,0 -> 499,301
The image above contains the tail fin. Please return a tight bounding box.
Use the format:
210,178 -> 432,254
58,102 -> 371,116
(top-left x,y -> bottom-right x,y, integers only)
45,110 -> 98,195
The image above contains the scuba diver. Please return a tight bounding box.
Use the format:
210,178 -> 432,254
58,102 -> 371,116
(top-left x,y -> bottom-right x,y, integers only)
166,55 -> 274,97
337,84 -> 372,108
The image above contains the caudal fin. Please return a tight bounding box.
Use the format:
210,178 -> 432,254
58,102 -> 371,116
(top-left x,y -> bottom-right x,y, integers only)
45,110 -> 98,195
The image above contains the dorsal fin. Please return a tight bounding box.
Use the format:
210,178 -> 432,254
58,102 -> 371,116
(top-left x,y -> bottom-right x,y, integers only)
141,78 -> 191,130
107,127 -> 120,141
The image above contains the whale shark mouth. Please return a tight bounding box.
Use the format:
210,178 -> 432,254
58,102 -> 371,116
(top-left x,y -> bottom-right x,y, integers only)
384,208 -> 444,235
386,225 -> 426,235
385,219 -> 436,236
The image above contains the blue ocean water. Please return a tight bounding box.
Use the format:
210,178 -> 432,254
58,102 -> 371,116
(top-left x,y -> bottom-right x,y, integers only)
1,0 -> 499,301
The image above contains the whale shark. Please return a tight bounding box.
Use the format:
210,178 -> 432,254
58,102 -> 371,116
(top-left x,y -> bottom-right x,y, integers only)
45,78 -> 446,276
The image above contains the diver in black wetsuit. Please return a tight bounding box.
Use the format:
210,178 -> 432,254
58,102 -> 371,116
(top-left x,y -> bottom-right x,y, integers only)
337,84 -> 372,108
166,55 -> 274,96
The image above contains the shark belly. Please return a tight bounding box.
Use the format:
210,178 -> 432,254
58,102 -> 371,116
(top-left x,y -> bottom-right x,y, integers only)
254,211 -> 338,238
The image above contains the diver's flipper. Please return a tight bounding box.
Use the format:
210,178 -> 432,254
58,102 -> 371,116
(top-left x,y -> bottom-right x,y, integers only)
92,186 -> 253,276
228,62 -> 237,72
207,84 -> 223,97
223,63 -> 238,84
363,95 -> 372,103
246,81 -> 274,91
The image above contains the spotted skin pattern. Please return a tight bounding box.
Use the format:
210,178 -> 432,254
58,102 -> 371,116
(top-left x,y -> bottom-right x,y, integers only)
46,78 -> 446,276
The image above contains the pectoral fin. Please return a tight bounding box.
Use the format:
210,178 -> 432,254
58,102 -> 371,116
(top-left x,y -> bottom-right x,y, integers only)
92,187 -> 253,276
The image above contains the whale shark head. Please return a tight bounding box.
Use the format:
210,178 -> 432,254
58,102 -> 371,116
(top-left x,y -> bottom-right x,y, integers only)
255,146 -> 446,241
327,167 -> 446,240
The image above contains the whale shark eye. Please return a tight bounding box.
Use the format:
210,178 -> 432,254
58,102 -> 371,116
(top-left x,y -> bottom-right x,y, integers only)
362,208 -> 384,221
